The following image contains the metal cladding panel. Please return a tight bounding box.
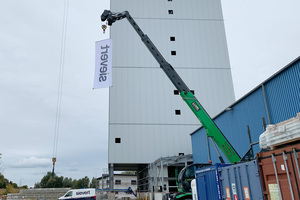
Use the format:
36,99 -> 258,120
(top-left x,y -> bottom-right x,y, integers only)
111,19 -> 231,69
111,0 -> 223,20
265,60 -> 300,124
219,160 -> 264,200
192,88 -> 268,163
108,124 -> 195,163
110,68 -> 235,125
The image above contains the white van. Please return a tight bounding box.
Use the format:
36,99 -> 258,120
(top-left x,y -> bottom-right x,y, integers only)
59,188 -> 96,200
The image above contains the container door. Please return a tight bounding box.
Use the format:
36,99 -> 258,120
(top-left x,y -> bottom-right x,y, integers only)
219,160 -> 264,200
258,143 -> 300,200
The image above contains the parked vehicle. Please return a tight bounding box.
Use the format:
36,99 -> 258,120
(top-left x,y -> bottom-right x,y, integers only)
59,188 -> 96,200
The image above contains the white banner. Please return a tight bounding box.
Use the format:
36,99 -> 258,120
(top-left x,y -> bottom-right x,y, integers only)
93,39 -> 112,89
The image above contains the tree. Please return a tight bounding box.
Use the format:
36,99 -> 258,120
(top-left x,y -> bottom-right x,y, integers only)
80,176 -> 90,188
90,177 -> 98,188
71,179 -> 78,189
72,176 -> 89,189
34,182 -> 41,188
39,172 -> 52,188
54,176 -> 63,188
0,153 -> 3,173
9,182 -> 18,188
62,177 -> 73,188
34,172 -> 98,189
0,173 -> 9,189
4,184 -> 14,195
0,173 -> 19,189
20,185 -> 28,189
36,172 -> 63,188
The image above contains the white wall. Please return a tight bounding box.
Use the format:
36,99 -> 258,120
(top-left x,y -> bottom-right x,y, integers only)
109,0 -> 235,164
99,175 -> 137,190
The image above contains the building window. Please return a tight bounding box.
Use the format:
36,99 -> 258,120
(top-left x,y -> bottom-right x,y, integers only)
115,180 -> 121,185
170,36 -> 175,41
131,180 -> 137,185
175,110 -> 181,115
115,138 -> 121,143
64,191 -> 73,197
168,10 -> 173,14
171,51 -> 176,55
191,90 -> 195,95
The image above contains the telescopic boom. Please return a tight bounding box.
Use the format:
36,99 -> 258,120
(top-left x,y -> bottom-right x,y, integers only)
101,10 -> 241,163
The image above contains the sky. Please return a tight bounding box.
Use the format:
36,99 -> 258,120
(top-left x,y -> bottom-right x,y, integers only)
0,0 -> 300,188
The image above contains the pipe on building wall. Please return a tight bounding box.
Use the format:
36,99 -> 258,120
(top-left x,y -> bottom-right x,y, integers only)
261,84 -> 272,124
160,160 -> 164,193
206,135 -> 211,162
109,164 -> 114,192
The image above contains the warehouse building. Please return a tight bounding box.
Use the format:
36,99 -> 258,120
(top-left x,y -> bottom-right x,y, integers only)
191,56 -> 300,163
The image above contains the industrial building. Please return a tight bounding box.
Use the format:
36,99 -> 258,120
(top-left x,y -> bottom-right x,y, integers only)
191,56 -> 300,164
98,174 -> 138,191
107,0 -> 235,192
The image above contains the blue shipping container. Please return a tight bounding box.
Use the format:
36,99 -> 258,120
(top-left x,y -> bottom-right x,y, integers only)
195,163 -> 231,200
195,160 -> 263,200
219,160 -> 263,200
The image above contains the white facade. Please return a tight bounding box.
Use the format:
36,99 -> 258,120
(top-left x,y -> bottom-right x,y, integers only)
99,174 -> 137,190
108,0 -> 235,164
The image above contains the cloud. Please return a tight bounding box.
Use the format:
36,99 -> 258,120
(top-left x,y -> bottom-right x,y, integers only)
7,157 -> 52,168
68,168 -> 79,172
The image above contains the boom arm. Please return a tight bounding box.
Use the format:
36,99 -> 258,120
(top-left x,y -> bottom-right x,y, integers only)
101,10 -> 241,163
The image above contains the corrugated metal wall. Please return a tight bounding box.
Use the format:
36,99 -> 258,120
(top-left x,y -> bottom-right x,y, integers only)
265,60 -> 300,123
191,57 -> 300,164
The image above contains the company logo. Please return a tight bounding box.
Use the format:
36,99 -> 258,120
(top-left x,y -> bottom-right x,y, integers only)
99,44 -> 110,82
191,102 -> 200,112
76,191 -> 91,196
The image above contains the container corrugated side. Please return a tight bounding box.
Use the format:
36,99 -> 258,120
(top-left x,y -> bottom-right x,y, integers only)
257,142 -> 300,200
219,160 -> 263,200
195,164 -> 231,200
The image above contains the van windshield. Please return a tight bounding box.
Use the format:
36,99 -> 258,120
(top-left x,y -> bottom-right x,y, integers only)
65,191 -> 73,197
